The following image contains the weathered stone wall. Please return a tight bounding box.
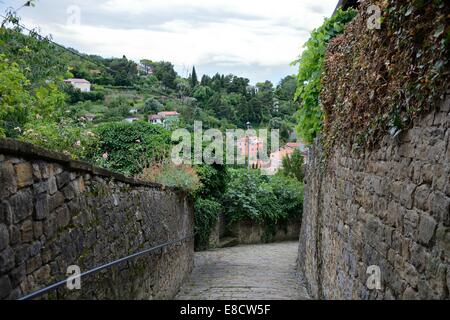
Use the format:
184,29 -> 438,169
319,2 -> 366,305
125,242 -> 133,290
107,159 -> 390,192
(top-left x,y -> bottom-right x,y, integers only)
231,220 -> 301,245
0,139 -> 194,300
298,95 -> 450,299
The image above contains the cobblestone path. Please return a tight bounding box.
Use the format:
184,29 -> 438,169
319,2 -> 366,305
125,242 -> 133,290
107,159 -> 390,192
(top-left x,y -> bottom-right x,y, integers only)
175,241 -> 309,300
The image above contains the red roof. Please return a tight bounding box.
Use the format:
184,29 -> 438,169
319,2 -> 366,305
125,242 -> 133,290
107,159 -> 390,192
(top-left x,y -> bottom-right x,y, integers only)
158,111 -> 179,117
285,142 -> 300,149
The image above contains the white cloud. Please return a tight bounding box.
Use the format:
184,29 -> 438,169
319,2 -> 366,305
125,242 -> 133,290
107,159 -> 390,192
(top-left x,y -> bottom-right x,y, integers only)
11,0 -> 337,83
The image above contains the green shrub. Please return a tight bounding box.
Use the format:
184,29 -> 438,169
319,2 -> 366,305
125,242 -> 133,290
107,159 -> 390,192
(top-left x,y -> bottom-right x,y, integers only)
223,169 -> 303,225
137,162 -> 201,192
89,121 -> 171,175
281,149 -> 305,181
194,198 -> 221,250
20,119 -> 98,159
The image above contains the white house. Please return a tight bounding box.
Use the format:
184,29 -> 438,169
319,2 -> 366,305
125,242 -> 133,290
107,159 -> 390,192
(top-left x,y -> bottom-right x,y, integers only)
148,114 -> 163,125
64,78 -> 91,92
148,111 -> 180,128
124,117 -> 139,123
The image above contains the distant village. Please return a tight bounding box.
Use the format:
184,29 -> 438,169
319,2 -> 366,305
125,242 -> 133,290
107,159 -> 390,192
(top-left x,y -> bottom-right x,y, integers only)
65,76 -> 308,175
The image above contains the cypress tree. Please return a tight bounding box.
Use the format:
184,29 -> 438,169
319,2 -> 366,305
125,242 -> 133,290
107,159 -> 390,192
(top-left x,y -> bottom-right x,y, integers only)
191,66 -> 198,88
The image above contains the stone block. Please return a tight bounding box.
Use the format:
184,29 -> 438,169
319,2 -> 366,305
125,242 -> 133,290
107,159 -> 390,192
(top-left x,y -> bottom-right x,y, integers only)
9,264 -> 25,288
0,201 -> 12,225
402,263 -> 419,288
73,177 -> 85,195
402,287 -> 419,300
10,189 -> 33,223
0,224 -> 9,251
62,183 -> 75,200
14,244 -> 30,266
26,254 -> 42,274
15,162 -> 33,189
48,192 -> 65,212
33,181 -> 48,195
429,192 -> 450,225
0,247 -> 15,273
435,226 -> 450,255
43,215 -> 56,239
8,225 -> 20,246
400,183 -> 416,210
56,205 -> 71,229
39,163 -> 54,179
48,176 -> 58,195
56,171 -> 71,189
19,274 -> 36,295
0,275 -> 12,299
28,241 -> 41,257
420,164 -> 434,184
32,163 -> 41,180
410,243 -> 427,273
0,161 -> 17,199
33,221 -> 43,239
414,184 -> 430,211
33,264 -> 50,284
404,210 -> 418,240
34,193 -> 48,221
20,220 -> 33,243
417,214 -> 437,245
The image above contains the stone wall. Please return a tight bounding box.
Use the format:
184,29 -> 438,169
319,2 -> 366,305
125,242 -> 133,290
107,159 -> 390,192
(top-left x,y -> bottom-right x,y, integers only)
0,139 -> 194,300
298,95 -> 450,299
231,220 -> 301,245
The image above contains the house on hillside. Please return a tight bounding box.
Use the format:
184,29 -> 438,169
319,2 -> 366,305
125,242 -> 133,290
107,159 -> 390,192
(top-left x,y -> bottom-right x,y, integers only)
124,117 -> 139,123
263,141 -> 309,175
64,78 -> 91,92
138,64 -> 154,75
149,114 -> 163,125
83,113 -> 96,122
148,111 -> 180,128
236,136 -> 266,169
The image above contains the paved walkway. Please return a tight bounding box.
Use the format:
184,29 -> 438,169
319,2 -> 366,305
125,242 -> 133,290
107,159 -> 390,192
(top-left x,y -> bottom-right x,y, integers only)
176,241 -> 309,300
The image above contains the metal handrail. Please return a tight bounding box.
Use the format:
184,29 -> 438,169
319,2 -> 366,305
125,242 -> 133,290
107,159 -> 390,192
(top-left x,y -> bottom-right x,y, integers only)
17,234 -> 195,300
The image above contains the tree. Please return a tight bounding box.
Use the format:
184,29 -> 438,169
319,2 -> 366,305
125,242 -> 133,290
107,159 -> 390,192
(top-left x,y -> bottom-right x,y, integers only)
91,121 -> 172,175
281,149 -> 304,181
144,97 -> 163,114
140,59 -> 153,74
108,56 -> 138,86
190,66 -> 198,88
0,53 -> 65,138
276,75 -> 297,101
152,61 -> 177,89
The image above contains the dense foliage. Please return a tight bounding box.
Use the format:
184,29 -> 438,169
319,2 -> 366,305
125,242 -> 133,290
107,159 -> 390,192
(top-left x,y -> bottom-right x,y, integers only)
193,198 -> 221,250
90,122 -> 171,175
20,119 -> 97,159
137,163 -> 201,192
321,0 -> 449,150
281,149 -> 305,182
192,164 -> 229,250
223,169 -> 303,226
292,8 -> 357,143
1,10 -> 306,251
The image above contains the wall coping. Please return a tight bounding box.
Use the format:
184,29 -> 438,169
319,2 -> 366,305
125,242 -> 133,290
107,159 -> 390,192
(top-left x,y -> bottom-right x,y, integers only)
0,138 -> 180,193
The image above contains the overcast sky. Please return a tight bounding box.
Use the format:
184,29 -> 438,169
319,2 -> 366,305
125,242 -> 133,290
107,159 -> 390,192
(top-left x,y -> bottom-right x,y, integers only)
1,0 -> 337,84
